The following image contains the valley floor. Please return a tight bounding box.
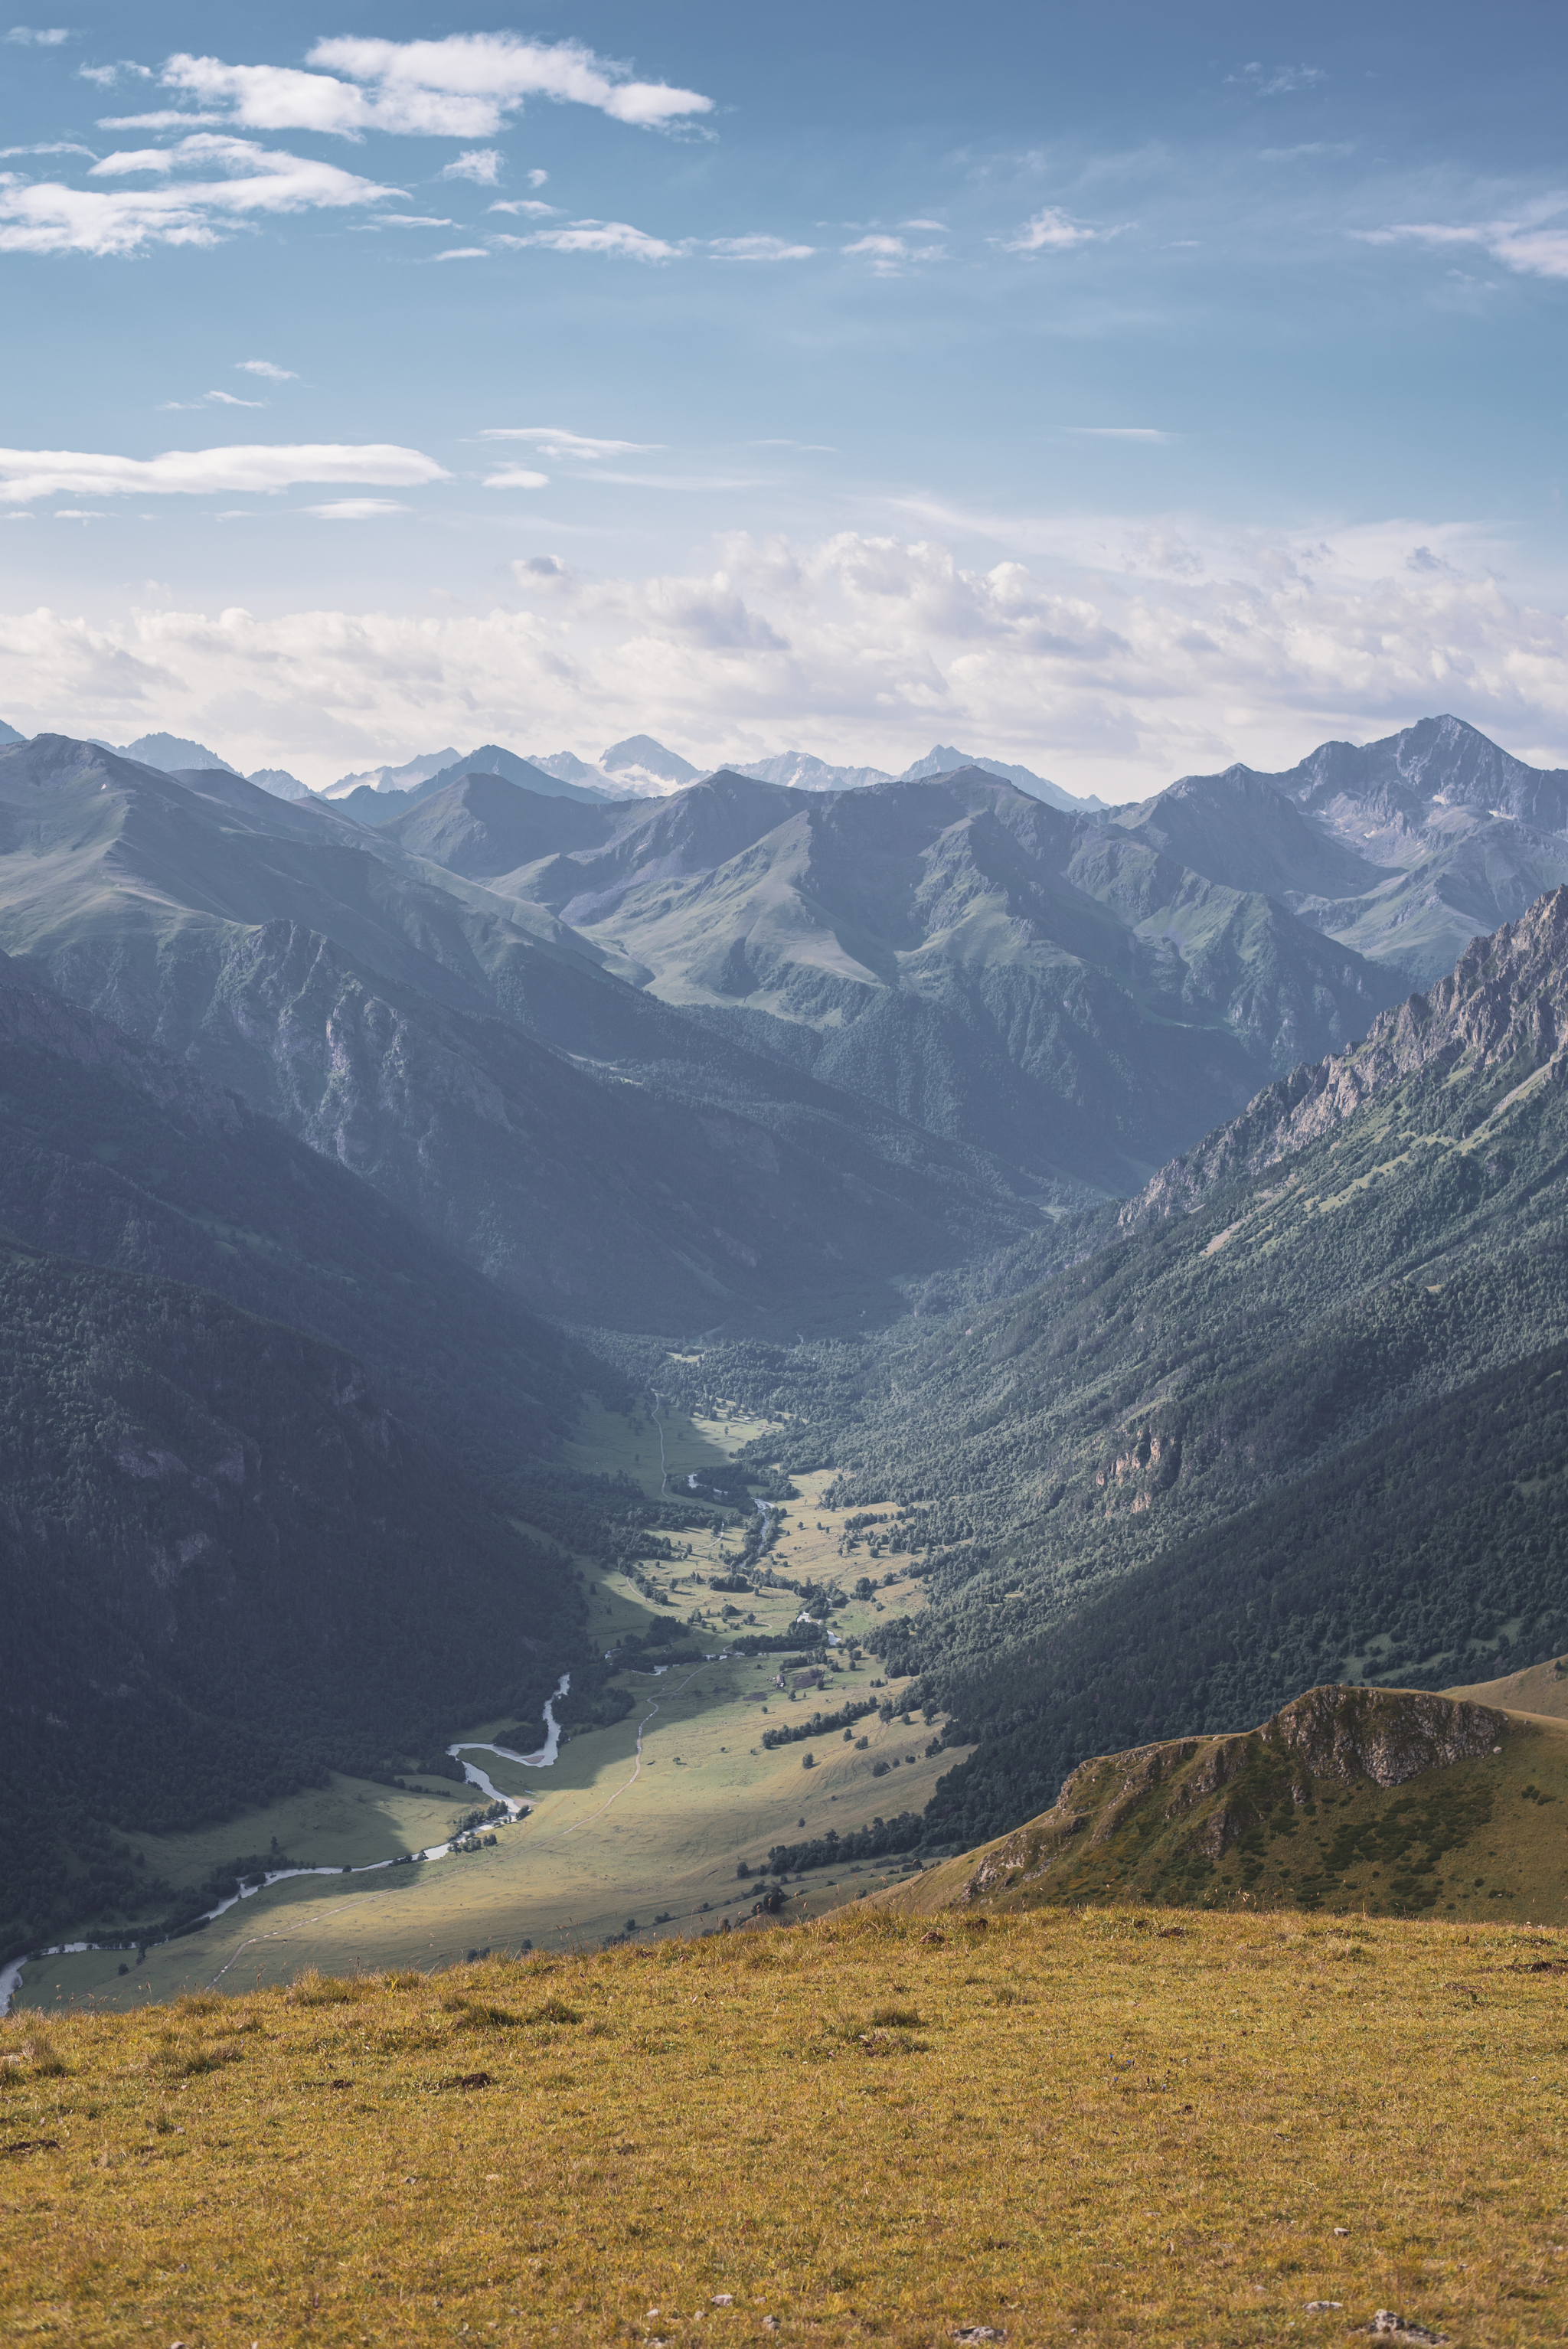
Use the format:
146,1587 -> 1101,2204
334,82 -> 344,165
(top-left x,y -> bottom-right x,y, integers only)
3,1908 -> 1566,2345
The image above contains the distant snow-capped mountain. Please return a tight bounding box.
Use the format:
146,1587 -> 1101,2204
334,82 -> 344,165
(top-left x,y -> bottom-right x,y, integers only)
318,747 -> 461,799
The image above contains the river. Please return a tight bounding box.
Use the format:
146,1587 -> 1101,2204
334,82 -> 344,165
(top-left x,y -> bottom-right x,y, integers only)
0,1673 -> 571,2015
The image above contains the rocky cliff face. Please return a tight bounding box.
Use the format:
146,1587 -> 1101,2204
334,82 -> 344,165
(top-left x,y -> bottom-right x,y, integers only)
960,1684 -> 1508,1903
1120,883 -> 1568,1232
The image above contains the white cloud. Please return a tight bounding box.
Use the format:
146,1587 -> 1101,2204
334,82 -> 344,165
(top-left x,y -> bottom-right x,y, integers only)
1000,205 -> 1119,253
11,515 -> 1568,799
488,198 -> 558,218
145,34 -> 711,142
1356,199 -> 1568,284
0,442 -> 448,505
77,59 -> 149,86
526,168 -> 547,188
482,466 -> 550,489
364,212 -> 454,227
237,359 -> 296,380
0,139 -> 96,158
432,245 -> 488,261
5,25 -> 71,44
494,217 -> 681,260
439,147 -> 500,185
708,234 -> 814,261
1071,426 -> 1173,443
841,232 -> 943,274
480,427 -> 659,461
304,499 -> 408,519
204,389 -> 263,407
0,133 -> 397,253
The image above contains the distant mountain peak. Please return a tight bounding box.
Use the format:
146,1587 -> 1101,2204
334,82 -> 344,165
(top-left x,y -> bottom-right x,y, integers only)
599,735 -> 700,786
0,718 -> 23,747
900,743 -> 1108,814
119,731 -> 239,777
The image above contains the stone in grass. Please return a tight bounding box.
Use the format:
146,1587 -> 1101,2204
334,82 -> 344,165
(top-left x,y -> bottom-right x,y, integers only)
1366,2315 -> 1446,2345
951,2331 -> 1007,2344
1305,2302 -> 1344,2312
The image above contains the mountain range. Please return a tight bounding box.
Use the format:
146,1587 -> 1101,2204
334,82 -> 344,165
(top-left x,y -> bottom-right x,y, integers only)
6,704 -> 1568,1968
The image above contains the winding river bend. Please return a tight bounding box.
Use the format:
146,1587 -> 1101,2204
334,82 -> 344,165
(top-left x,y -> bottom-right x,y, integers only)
0,1673 -> 571,2015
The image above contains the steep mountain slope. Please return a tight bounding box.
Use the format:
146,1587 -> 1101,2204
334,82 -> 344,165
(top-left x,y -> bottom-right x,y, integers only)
900,743 -> 1108,812
648,886 -> 1568,1850
494,766 -> 1396,1190
1119,717 -> 1568,985
379,770 -> 615,877
0,1241 -> 574,1959
0,946 -> 614,1461
327,743 -> 611,828
883,1684 -> 1568,1924
0,738 -> 1034,1327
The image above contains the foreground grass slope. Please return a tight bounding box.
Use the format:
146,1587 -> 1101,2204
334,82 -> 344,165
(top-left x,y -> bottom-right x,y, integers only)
3,1909 -> 1566,2346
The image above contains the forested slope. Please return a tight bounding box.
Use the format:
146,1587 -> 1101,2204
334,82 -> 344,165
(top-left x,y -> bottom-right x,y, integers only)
0,1245 -> 575,1962
637,889 -> 1568,1857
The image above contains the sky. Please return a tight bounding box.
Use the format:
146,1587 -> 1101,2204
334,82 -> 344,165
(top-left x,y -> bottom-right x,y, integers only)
0,0 -> 1564,796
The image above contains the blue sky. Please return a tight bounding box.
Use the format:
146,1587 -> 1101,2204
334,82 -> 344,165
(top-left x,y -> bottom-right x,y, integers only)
0,0 -> 1564,794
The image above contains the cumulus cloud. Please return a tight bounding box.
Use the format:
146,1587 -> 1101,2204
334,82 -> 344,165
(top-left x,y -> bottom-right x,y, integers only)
482,466 -> 550,488
487,198 -> 558,217
439,147 -> 500,184
0,442 -> 448,504
9,517 -> 1563,799
1356,198 -> 1568,283
138,34 -> 711,141
493,216 -> 680,260
0,132 -> 397,253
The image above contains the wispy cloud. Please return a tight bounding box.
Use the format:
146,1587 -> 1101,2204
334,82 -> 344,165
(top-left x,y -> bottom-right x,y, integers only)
1355,198 -> 1568,283
999,205 -> 1122,254
482,466 -> 550,489
158,389 -> 266,411
708,234 -> 813,261
363,212 -> 454,228
1232,62 -> 1326,96
0,132 -> 397,253
0,442 -> 449,504
495,217 -> 680,261
432,246 -> 488,261
305,498 -> 408,519
237,359 -> 295,381
439,148 -> 500,185
488,198 -> 559,218
481,427 -> 659,461
5,25 -> 72,44
0,139 -> 96,158
841,231 -> 944,274
1071,426 -> 1173,443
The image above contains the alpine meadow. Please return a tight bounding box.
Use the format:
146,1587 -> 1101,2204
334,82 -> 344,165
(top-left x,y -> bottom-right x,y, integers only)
4,3 -> 1568,2344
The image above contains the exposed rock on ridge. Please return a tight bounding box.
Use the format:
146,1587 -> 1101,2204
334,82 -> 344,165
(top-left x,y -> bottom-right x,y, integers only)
1121,883 -> 1568,1231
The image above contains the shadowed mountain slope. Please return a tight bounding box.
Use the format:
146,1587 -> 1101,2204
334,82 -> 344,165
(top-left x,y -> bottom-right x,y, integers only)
0,738 -> 1035,1328
0,1242 -> 576,1961
0,946 -> 616,1459
486,766 -> 1397,1191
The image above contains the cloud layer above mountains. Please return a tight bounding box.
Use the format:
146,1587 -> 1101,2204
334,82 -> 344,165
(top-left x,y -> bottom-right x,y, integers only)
4,517 -> 1564,796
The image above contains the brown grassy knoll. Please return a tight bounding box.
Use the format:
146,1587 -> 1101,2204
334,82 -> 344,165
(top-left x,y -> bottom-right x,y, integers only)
4,1906 -> 1567,2347
875,1687 -> 1568,1931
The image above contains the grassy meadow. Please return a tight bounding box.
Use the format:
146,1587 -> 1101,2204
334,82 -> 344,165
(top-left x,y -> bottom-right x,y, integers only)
15,1408 -> 941,2015
5,1906 -> 1568,2346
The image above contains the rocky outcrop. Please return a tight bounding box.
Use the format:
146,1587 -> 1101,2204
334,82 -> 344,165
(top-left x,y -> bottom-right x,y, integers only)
1265,1682 -> 1504,1786
1120,884 -> 1568,1232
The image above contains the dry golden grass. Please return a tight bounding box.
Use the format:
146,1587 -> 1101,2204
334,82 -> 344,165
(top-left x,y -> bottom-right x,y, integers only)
4,1907 -> 1567,2346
